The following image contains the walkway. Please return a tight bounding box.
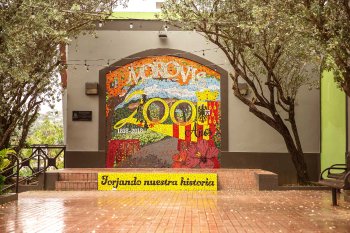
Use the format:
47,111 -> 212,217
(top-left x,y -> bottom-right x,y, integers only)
1,190 -> 350,232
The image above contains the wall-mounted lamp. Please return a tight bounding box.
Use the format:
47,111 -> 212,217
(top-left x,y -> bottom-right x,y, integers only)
158,31 -> 167,38
159,23 -> 168,38
238,83 -> 249,96
85,82 -> 99,95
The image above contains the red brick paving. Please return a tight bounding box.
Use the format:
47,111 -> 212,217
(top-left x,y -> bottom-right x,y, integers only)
0,190 -> 350,233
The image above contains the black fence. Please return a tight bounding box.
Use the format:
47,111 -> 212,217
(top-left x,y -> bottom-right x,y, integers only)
20,145 -> 66,171
0,145 -> 66,194
1,153 -> 19,194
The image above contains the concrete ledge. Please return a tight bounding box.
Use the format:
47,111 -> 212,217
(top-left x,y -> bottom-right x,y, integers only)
18,173 -> 45,193
278,185 -> 329,191
254,170 -> 278,190
18,185 -> 42,192
221,152 -> 320,185
45,172 -> 59,191
0,193 -> 18,205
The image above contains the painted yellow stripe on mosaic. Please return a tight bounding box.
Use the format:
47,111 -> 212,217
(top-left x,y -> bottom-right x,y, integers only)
191,124 -> 198,142
178,125 -> 186,140
151,123 -> 173,137
98,173 -> 217,191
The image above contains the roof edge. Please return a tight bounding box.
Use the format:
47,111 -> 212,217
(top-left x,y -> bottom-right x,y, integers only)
109,12 -> 159,20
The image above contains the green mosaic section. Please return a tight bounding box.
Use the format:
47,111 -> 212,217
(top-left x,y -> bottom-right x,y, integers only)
321,71 -> 346,170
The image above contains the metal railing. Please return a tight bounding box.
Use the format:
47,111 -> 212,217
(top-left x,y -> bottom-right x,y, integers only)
1,153 -> 19,194
23,145 -> 66,170
0,145 -> 65,194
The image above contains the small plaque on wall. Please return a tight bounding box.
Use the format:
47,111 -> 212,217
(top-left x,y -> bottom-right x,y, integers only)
72,111 -> 92,121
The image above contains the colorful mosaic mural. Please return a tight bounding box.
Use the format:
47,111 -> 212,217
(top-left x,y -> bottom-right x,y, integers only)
105,56 -> 221,168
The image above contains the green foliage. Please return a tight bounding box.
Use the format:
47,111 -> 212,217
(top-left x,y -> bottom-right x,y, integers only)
114,107 -> 134,124
23,113 -> 64,169
0,148 -> 15,194
0,148 -> 13,171
114,127 -> 167,146
161,0 -> 319,99
213,124 -> 221,149
26,114 -> 64,145
299,0 -> 350,95
148,103 -> 163,121
174,103 -> 192,123
161,0 -> 319,183
0,0 -> 127,151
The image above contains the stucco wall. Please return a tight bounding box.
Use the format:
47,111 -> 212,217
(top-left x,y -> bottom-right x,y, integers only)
66,20 -> 320,154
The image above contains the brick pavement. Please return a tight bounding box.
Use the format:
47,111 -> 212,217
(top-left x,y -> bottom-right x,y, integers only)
0,190 -> 350,233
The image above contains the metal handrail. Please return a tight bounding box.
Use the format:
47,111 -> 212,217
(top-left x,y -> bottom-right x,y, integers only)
1,153 -> 19,194
17,154 -> 47,189
1,150 -> 51,194
1,144 -> 65,194
26,145 -> 66,169
1,153 -> 48,194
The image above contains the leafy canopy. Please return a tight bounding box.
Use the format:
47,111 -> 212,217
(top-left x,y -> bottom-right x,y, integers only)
0,0 -> 127,150
300,0 -> 350,95
160,0 -> 321,184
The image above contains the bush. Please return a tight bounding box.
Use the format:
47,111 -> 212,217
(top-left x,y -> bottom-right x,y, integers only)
0,148 -> 14,194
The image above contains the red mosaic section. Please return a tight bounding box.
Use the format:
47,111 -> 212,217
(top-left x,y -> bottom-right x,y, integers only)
106,139 -> 140,168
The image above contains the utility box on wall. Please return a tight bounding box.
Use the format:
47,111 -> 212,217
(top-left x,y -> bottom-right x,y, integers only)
85,82 -> 99,95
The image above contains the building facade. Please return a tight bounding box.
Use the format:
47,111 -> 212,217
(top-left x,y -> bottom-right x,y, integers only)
63,19 -> 321,184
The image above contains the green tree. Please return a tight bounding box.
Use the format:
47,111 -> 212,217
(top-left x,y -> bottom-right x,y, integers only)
161,0 -> 320,183
0,148 -> 13,193
301,1 -> 350,96
26,113 -> 64,146
0,0 -> 127,151
24,113 -> 64,169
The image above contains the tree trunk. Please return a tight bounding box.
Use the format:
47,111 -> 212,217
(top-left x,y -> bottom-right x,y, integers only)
0,134 -> 11,150
0,122 -> 16,150
230,71 -> 311,184
341,72 -> 350,98
280,128 -> 310,184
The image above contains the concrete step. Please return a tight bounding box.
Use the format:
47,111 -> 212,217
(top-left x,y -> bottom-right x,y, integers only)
0,193 -> 18,205
55,181 -> 98,191
58,172 -> 97,182
56,172 -> 98,190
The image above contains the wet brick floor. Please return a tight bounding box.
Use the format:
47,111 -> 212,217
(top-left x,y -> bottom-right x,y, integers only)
1,190 -> 350,233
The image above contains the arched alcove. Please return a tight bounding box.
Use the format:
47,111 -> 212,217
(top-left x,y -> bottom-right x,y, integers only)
99,48 -> 228,168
